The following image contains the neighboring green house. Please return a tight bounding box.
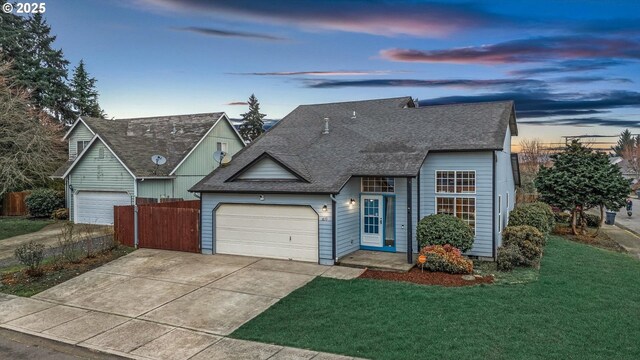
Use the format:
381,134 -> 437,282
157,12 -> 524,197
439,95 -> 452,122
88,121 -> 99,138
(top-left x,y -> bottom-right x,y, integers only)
52,113 -> 244,225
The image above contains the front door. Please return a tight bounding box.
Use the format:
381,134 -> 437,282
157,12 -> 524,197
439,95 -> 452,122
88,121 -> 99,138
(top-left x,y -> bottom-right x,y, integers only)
361,195 -> 384,247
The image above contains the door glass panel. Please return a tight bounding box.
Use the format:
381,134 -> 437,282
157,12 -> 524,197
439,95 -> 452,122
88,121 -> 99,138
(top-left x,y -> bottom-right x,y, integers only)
384,197 -> 395,247
364,198 -> 379,234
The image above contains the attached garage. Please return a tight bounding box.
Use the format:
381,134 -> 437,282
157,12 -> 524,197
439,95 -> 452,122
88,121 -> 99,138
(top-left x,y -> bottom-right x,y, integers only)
215,204 -> 319,262
74,191 -> 132,225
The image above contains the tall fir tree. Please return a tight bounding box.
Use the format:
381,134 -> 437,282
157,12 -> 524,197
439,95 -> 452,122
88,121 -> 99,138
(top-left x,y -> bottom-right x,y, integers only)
0,2 -> 29,73
24,13 -> 73,123
613,129 -> 637,156
70,60 -> 104,118
238,94 -> 266,142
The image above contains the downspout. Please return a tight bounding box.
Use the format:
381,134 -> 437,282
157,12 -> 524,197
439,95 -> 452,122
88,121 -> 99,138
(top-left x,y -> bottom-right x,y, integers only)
330,194 -> 337,264
198,193 -> 203,252
133,177 -> 139,248
407,178 -> 413,264
492,152 -> 497,260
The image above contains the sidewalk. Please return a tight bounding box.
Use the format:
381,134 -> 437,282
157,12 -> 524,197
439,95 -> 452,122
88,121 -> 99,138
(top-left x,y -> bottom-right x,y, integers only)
600,224 -> 640,260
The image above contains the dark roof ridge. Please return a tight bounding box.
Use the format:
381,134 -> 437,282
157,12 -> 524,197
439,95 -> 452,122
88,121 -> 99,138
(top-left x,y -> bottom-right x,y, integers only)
298,96 -> 412,107
83,112 -> 223,122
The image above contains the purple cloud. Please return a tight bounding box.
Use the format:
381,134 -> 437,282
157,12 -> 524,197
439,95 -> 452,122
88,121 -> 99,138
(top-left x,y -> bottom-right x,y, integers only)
226,101 -> 248,106
235,70 -> 398,76
305,78 -> 544,90
140,0 -> 511,37
173,26 -> 286,41
380,36 -> 640,64
519,117 -> 640,128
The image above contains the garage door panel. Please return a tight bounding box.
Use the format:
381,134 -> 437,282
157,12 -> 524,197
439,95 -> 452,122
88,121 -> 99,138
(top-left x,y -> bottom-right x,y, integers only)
75,191 -> 131,225
216,204 -> 318,262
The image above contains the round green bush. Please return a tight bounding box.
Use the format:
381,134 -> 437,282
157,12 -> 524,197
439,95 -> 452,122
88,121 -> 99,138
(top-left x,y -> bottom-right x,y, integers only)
25,188 -> 64,218
502,225 -> 544,264
508,202 -> 553,235
416,214 -> 474,252
496,244 -> 524,271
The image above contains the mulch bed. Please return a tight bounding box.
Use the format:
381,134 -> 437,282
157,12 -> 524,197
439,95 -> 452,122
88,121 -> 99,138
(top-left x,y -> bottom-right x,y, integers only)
553,225 -> 627,252
359,267 -> 494,287
0,247 -> 133,297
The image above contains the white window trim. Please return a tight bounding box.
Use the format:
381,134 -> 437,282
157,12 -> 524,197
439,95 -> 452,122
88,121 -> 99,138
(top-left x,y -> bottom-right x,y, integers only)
498,194 -> 502,233
361,177 -> 396,193
216,141 -> 229,152
434,170 -> 477,195
435,195 -> 477,235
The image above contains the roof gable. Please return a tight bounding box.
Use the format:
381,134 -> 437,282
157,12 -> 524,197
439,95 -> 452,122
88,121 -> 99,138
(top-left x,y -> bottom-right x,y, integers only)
63,117 -> 95,140
79,112 -> 228,177
61,134 -> 136,179
228,153 -> 308,182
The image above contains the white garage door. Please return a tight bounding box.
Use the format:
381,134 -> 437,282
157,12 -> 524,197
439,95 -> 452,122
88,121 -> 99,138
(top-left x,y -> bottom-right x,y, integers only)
75,191 -> 132,225
216,204 -> 318,262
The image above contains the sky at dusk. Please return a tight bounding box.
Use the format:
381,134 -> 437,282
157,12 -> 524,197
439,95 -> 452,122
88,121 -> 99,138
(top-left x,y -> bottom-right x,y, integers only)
42,0 -> 640,149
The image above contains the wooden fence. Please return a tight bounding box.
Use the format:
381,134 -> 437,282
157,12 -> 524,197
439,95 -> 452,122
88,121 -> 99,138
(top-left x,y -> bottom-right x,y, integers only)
1,191 -> 30,216
113,199 -> 200,252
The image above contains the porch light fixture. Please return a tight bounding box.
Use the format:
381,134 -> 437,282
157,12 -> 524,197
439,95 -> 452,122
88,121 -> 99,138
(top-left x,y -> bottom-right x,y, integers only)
322,204 -> 328,212
68,184 -> 74,192
349,198 -> 356,205
259,195 -> 265,201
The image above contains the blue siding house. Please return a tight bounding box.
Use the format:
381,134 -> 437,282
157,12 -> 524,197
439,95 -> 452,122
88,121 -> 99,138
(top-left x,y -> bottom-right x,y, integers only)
191,97 -> 519,264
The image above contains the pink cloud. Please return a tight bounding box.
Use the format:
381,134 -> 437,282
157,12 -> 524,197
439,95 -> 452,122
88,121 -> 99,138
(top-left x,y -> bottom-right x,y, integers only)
380,36 -> 640,64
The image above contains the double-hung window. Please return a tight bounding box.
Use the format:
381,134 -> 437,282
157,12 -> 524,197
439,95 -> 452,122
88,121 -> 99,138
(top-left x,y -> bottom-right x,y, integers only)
216,142 -> 228,153
77,140 -> 90,154
435,170 -> 476,233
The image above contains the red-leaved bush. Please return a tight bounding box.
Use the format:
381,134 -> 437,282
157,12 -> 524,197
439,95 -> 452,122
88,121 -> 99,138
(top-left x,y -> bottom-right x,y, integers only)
417,244 -> 473,274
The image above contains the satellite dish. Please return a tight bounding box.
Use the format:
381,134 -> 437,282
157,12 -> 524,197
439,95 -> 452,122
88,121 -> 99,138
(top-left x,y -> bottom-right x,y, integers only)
151,155 -> 167,165
213,151 -> 227,165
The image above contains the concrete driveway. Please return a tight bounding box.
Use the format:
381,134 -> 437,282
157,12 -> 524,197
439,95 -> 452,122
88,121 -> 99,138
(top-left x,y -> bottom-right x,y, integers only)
0,249 -> 364,360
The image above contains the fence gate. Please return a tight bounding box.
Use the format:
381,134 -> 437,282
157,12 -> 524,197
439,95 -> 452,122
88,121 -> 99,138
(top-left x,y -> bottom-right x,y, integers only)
1,191 -> 30,216
113,200 -> 200,253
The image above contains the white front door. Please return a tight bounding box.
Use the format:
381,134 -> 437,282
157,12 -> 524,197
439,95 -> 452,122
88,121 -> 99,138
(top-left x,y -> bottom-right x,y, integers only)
361,195 -> 384,247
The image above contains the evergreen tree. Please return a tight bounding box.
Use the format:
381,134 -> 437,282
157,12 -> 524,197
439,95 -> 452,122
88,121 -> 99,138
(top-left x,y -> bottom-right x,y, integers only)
23,13 -> 73,123
0,2 -> 29,73
238,94 -> 266,142
536,140 -> 629,235
613,129 -> 637,156
70,60 -> 104,118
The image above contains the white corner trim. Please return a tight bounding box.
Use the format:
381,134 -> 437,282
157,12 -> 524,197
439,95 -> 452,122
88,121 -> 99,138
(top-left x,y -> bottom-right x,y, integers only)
169,113 -> 245,176
62,117 -> 95,140
62,134 -> 137,180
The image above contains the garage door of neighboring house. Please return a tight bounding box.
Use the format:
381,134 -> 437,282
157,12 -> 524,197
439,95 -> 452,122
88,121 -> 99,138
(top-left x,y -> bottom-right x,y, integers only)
215,204 -> 319,262
75,191 -> 132,225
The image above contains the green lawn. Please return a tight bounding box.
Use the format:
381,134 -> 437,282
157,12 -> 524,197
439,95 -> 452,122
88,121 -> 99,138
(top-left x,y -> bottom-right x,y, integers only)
232,236 -> 640,360
0,217 -> 52,240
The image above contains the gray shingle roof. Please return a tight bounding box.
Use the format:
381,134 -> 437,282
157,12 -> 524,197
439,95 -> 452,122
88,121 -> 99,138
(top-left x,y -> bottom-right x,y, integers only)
191,97 -> 516,194
59,113 -> 226,177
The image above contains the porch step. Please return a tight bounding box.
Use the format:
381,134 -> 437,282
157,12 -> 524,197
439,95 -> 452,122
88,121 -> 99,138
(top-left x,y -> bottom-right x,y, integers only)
337,250 -> 415,273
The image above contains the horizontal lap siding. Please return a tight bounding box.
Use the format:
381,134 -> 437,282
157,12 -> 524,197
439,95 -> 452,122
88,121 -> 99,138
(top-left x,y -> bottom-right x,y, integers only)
420,152 -> 494,257
335,177 -> 360,258
496,128 -> 515,248
201,193 -> 334,264
68,141 -> 135,221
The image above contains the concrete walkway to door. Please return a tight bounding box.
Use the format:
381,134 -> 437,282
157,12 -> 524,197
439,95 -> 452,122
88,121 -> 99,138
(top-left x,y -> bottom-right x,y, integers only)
0,249 -> 365,360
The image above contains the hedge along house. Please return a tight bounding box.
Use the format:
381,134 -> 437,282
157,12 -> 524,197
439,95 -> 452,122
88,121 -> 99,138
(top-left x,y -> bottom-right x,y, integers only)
191,97 -> 519,265
52,113 -> 244,225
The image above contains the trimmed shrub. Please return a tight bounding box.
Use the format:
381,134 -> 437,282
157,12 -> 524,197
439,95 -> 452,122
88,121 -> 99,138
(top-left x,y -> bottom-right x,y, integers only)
508,202 -> 553,235
51,208 -> 69,220
14,241 -> 45,276
496,244 -> 524,271
25,189 -> 64,218
417,244 -> 473,274
416,214 -> 474,252
554,211 -> 571,224
502,225 -> 544,264
583,213 -> 601,228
